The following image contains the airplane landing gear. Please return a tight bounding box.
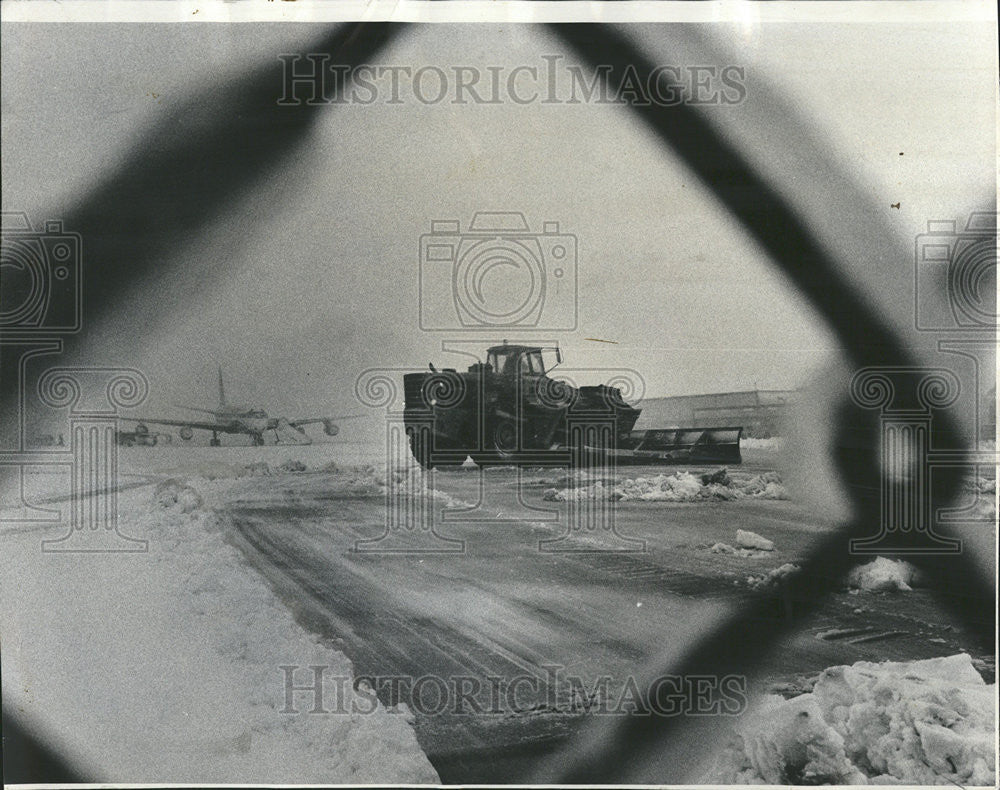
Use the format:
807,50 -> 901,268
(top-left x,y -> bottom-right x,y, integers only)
251,432 -> 264,446
210,432 -> 221,447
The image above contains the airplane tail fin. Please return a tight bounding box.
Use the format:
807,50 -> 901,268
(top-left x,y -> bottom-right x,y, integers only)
218,365 -> 226,408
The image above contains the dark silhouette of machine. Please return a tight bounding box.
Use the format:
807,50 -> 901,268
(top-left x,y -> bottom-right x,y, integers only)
403,342 -> 742,468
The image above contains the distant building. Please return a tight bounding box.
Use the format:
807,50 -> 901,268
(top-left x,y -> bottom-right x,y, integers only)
635,389 -> 797,438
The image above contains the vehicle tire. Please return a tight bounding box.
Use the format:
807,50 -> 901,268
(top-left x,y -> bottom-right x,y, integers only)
406,424 -> 469,470
474,418 -> 519,467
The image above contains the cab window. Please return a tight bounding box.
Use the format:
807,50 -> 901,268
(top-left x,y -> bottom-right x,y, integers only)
488,351 -> 513,374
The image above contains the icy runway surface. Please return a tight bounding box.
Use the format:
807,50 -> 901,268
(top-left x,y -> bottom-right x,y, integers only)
191,445 -> 994,783
3,442 -> 994,784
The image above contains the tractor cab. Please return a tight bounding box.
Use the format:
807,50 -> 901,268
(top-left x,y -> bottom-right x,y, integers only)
485,343 -> 560,378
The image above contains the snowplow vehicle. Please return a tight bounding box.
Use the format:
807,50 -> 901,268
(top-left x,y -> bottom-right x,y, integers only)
402,343 -> 742,468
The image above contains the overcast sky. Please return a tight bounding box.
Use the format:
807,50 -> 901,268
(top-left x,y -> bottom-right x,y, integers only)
2,20 -> 994,431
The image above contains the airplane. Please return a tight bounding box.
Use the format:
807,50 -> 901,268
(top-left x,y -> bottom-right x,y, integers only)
122,367 -> 366,446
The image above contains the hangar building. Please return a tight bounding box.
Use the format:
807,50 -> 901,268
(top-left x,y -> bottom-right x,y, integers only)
635,389 -> 797,438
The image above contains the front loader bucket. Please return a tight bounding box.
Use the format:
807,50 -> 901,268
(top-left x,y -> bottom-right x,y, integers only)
616,426 -> 743,464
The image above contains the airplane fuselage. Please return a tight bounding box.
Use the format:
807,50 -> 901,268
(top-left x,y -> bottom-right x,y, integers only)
125,368 -> 352,445
222,414 -> 270,435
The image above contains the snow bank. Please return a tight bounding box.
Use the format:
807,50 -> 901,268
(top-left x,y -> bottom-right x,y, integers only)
0,478 -> 438,783
848,556 -> 923,592
706,654 -> 995,785
542,469 -> 789,503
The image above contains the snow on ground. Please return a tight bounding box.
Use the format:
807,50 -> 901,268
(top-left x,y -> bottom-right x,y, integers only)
746,563 -> 801,590
965,476 -> 997,521
709,528 -> 777,558
196,461 -> 475,510
542,469 -> 790,503
706,653 -> 995,785
710,542 -> 761,558
735,529 -> 775,551
0,474 -> 438,783
848,556 -> 923,592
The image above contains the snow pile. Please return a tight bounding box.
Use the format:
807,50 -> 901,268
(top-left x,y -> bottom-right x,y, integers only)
736,529 -> 774,551
710,529 -> 777,558
747,563 -> 800,590
322,467 -> 473,509
739,472 -> 790,500
967,477 -> 996,521
710,544 -> 769,559
153,479 -> 203,513
542,469 -> 789,503
707,654 -> 995,785
701,468 -> 732,486
1,479 -> 439,784
630,471 -> 705,501
389,471 -> 472,509
848,556 -> 923,592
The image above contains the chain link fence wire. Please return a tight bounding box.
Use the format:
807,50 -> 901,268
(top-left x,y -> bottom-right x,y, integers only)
1,20 -> 994,785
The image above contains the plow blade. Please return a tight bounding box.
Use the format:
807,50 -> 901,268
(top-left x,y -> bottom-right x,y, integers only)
609,426 -> 743,465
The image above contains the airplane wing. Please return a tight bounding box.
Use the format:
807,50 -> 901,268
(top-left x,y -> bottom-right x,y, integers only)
122,417 -> 241,434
